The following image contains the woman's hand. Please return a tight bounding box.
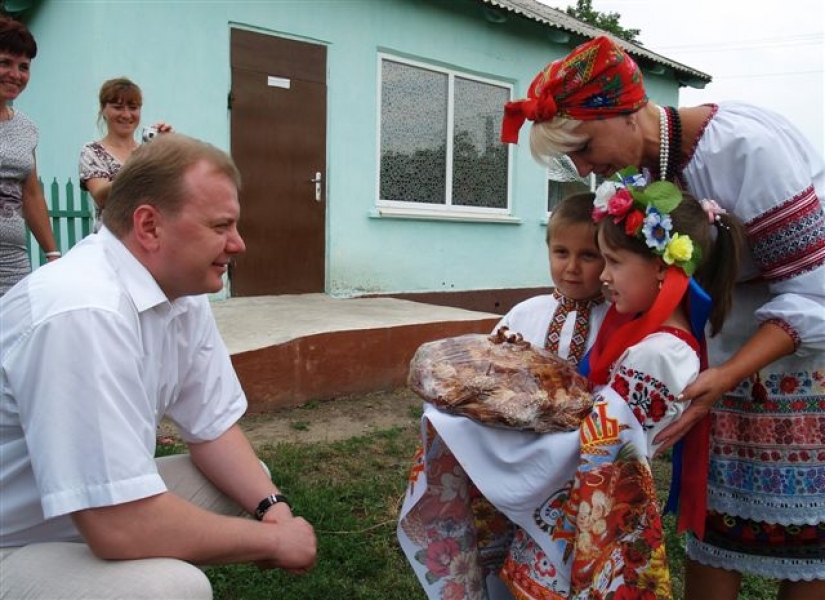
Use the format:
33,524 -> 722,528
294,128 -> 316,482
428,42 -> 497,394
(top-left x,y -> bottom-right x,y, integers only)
654,321 -> 796,452
21,161 -> 59,259
653,366 -> 733,452
152,122 -> 174,134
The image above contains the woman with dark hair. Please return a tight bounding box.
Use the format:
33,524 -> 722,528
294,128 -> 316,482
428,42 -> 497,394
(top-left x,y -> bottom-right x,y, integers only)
79,77 -> 172,229
0,15 -> 59,295
502,34 -> 825,600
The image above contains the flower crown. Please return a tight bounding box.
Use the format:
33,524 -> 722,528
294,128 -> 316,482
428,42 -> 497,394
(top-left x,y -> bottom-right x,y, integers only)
592,167 -> 702,276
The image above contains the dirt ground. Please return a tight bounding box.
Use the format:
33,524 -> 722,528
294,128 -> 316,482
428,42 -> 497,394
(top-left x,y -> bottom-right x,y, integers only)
241,387 -> 424,446
160,388 -> 424,447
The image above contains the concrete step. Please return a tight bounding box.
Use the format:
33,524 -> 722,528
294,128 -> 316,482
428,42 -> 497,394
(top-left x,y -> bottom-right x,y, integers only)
211,294 -> 501,413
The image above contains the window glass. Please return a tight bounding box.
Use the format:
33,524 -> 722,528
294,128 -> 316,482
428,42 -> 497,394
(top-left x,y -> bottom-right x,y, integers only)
547,180 -> 592,212
379,56 -> 510,212
452,77 -> 509,208
380,60 -> 447,204
546,154 -> 601,212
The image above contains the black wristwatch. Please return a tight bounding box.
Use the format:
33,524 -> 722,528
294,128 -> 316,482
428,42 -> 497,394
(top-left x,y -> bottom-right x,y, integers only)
254,493 -> 291,520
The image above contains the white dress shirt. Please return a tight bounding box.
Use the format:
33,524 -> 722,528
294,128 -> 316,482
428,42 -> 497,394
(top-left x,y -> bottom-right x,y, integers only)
0,228 -> 246,547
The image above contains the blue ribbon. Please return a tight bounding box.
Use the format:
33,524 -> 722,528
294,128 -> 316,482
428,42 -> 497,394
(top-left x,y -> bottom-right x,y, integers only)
577,348 -> 592,378
664,278 -> 711,515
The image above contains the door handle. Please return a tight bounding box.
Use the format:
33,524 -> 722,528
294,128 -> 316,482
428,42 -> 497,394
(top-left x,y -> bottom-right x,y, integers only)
309,172 -> 322,202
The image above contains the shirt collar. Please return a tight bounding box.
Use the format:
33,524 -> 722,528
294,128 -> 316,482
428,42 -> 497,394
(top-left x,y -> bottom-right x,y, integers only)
551,288 -> 605,311
97,227 -> 174,314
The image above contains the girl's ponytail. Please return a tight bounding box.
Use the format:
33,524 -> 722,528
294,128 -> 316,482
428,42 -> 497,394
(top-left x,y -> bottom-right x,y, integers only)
694,212 -> 747,335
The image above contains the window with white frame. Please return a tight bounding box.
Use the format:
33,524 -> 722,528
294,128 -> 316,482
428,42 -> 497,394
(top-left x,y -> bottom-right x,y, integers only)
378,55 -> 511,214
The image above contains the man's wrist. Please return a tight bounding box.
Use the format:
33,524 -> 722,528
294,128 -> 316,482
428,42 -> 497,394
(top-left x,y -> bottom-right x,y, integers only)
255,493 -> 291,520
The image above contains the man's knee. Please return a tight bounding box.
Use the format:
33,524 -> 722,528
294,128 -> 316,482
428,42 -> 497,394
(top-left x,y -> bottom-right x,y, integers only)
0,543 -> 213,600
124,558 -> 213,600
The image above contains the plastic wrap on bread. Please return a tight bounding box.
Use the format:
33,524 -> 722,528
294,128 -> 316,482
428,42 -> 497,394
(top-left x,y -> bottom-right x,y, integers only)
408,327 -> 594,433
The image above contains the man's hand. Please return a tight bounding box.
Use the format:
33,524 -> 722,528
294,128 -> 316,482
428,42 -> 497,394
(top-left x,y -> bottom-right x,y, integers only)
260,500 -> 294,525
255,515 -> 317,573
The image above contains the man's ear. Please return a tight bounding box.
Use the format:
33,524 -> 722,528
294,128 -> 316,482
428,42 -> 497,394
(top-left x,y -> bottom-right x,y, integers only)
131,204 -> 162,252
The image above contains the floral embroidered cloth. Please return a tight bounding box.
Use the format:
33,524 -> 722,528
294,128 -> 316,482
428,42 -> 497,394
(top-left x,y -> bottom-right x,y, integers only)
398,391 -> 670,600
398,329 -> 701,600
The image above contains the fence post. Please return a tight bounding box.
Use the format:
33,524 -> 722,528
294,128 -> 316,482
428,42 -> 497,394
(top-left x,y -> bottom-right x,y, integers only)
80,187 -> 93,238
29,177 -> 95,268
46,178 -> 62,265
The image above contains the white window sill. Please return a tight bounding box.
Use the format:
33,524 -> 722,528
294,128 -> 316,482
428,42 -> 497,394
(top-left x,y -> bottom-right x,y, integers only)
369,206 -> 521,224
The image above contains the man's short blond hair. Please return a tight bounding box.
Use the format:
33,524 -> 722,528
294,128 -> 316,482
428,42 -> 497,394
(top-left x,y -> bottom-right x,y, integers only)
103,133 -> 241,237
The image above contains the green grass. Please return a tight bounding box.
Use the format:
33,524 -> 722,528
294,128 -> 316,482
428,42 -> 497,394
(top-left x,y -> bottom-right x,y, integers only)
206,427 -> 427,600
159,422 -> 779,599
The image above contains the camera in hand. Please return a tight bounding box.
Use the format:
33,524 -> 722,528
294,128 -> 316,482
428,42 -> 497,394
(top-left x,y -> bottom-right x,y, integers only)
141,126 -> 159,143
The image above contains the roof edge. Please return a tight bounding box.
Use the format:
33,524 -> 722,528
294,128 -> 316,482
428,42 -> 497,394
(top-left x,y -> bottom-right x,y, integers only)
478,0 -> 712,87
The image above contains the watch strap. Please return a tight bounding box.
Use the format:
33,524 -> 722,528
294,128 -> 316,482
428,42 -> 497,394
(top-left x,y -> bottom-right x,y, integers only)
254,493 -> 291,520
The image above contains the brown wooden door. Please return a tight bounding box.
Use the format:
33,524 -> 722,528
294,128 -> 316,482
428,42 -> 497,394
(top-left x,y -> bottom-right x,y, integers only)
229,29 -> 327,296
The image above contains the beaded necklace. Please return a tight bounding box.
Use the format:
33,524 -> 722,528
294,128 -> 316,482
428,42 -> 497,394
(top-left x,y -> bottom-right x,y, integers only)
656,105 -> 683,181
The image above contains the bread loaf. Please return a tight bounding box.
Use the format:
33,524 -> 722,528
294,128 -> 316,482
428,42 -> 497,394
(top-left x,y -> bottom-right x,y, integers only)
408,327 -> 594,433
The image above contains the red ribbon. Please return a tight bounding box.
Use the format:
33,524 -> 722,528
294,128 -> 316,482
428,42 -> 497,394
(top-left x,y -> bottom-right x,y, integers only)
677,331 -> 710,539
587,266 -> 689,385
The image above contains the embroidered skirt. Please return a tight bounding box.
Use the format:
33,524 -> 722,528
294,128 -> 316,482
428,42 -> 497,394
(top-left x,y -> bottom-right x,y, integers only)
687,283 -> 825,581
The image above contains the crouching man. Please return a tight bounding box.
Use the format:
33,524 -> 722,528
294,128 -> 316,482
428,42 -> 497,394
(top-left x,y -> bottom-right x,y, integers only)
0,133 -> 316,599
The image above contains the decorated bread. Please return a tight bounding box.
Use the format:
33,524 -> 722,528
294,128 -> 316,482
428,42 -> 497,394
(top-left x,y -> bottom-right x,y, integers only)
408,327 -> 594,433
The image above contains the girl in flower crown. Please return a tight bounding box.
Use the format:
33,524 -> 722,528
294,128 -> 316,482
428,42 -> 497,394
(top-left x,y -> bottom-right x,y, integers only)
497,173 -> 746,600
397,174 -> 747,600
587,171 -> 746,455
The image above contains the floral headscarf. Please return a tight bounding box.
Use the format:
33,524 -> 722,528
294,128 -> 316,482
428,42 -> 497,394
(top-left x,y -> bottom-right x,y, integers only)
501,36 -> 648,144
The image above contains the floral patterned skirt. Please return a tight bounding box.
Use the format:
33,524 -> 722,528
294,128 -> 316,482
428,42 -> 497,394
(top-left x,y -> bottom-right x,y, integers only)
688,348 -> 825,580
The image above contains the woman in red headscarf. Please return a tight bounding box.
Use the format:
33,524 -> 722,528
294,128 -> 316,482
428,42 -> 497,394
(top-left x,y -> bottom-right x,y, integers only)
502,35 -> 825,600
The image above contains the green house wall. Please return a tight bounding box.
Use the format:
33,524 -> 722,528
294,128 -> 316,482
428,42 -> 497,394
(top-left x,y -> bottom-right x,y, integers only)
17,0 -> 682,298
